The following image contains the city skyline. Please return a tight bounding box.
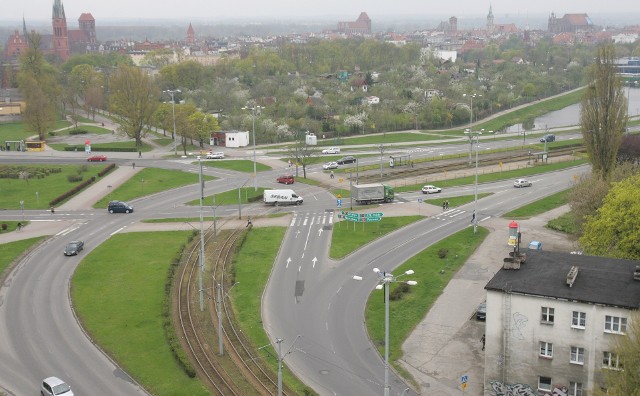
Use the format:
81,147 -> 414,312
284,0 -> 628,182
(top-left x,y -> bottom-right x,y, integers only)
2,0 -> 639,22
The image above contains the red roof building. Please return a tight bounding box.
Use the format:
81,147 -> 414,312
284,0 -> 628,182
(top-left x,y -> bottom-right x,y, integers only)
337,12 -> 371,35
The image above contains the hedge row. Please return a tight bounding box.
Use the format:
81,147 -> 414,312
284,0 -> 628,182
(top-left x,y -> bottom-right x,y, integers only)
98,163 -> 116,177
64,146 -> 137,152
49,176 -> 96,207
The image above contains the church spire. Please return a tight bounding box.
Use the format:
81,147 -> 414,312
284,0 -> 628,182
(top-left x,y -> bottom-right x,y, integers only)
22,14 -> 27,38
53,0 -> 66,19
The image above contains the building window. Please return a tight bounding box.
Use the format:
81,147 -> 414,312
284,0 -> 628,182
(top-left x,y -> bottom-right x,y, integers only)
603,351 -> 622,369
541,307 -> 555,324
605,315 -> 627,334
570,346 -> 585,365
538,376 -> 552,392
572,311 -> 586,329
569,381 -> 583,396
539,342 -> 553,358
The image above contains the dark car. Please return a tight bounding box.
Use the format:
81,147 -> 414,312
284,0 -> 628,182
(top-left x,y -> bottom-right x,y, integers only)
539,134 -> 555,143
64,240 -> 84,256
108,201 -> 134,214
87,155 -> 108,162
336,156 -> 356,165
476,302 -> 487,320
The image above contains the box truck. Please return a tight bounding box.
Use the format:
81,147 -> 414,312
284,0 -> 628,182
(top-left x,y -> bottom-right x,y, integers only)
263,189 -> 304,206
350,183 -> 394,204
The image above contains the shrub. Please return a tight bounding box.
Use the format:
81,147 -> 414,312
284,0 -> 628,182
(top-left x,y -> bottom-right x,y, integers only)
389,282 -> 410,301
98,163 -> 116,177
438,248 -> 449,259
67,174 -> 83,183
1,224 -> 7,232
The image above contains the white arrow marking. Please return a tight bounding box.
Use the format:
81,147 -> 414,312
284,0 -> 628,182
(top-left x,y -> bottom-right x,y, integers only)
286,257 -> 291,268
318,228 -> 323,237
312,257 -> 318,268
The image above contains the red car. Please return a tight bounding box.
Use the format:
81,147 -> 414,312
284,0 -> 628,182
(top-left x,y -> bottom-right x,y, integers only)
276,174 -> 294,184
87,155 -> 108,162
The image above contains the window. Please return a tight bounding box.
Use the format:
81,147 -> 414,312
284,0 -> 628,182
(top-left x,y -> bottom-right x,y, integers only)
569,382 -> 583,396
538,376 -> 552,392
570,346 -> 585,365
572,311 -> 586,329
539,342 -> 553,358
605,315 -> 627,334
541,307 -> 555,324
603,351 -> 622,369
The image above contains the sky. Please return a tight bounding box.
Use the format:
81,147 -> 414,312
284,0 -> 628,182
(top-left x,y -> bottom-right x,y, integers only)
3,0 -> 639,22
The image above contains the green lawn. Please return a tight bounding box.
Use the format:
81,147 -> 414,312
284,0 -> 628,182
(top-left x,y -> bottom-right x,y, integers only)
364,226 -> 489,378
502,189 -> 570,218
0,237 -> 44,277
71,231 -> 209,396
423,193 -> 493,208
94,168 -> 215,208
0,164 -> 111,210
200,159 -> 272,173
0,119 -> 70,141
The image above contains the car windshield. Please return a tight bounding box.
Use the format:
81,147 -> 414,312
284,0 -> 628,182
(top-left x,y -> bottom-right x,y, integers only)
67,243 -> 79,249
52,382 -> 72,394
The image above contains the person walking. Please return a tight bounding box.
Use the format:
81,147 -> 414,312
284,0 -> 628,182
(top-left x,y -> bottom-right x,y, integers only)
330,171 -> 334,179
16,222 -> 23,232
246,216 -> 253,228
132,162 -> 136,169
471,211 -> 476,223
481,334 -> 485,351
442,201 -> 446,211
445,200 -> 449,210
138,150 -> 142,158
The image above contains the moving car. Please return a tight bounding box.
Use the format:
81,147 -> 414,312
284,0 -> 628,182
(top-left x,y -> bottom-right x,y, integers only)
206,152 -> 224,159
322,161 -> 338,170
322,147 -> 340,154
41,376 -> 74,396
421,185 -> 442,194
263,189 -> 304,206
539,134 -> 555,143
514,179 -> 532,188
276,174 -> 294,184
108,201 -> 134,213
87,154 -> 108,162
63,240 -> 84,256
336,156 -> 356,165
476,302 -> 487,320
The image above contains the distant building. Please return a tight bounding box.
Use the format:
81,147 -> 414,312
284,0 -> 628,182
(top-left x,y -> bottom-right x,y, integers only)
337,12 -> 372,35
186,23 -> 195,45
484,250 -> 640,395
487,5 -> 495,33
548,13 -> 595,34
210,130 -> 249,148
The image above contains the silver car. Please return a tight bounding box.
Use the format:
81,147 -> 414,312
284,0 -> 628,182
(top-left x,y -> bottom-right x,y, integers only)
514,179 -> 532,188
41,376 -> 74,396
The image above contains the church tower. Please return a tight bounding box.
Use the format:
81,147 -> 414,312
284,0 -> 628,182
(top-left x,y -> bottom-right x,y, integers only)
486,4 -> 494,33
187,23 -> 195,45
52,0 -> 70,60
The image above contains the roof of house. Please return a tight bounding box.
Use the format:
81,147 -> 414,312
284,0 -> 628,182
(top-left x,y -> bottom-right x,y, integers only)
485,250 -> 640,309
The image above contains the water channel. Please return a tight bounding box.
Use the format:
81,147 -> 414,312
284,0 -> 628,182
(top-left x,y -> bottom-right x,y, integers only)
503,86 -> 640,133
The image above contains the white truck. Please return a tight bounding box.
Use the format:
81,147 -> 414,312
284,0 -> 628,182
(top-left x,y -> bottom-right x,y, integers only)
263,189 -> 304,206
350,183 -> 394,204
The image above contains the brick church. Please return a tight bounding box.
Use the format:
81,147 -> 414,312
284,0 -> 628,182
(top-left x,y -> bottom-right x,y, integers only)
3,0 -> 97,62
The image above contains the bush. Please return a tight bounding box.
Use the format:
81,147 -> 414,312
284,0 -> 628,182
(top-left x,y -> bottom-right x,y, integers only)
98,163 -> 116,177
67,174 -> 83,182
69,129 -> 88,135
438,248 -> 449,259
1,224 -> 7,232
389,282 -> 410,301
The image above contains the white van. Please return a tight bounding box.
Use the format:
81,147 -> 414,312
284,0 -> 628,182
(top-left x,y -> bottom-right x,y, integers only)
263,189 -> 303,206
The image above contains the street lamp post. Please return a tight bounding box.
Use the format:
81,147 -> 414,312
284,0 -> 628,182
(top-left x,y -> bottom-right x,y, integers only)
242,105 -> 264,192
465,127 -> 482,234
463,93 -> 481,167
353,268 -> 417,396
163,89 -> 181,156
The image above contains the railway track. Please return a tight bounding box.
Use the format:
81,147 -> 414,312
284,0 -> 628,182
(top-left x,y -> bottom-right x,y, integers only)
177,223 -> 292,395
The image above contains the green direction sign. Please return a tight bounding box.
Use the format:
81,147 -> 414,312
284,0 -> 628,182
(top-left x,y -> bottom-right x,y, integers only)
363,212 -> 383,218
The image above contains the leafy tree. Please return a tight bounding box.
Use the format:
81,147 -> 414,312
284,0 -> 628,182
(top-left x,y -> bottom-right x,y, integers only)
188,111 -> 219,148
109,66 -> 160,147
579,172 -> 640,259
173,102 -> 198,155
580,44 -> 628,180
152,104 -> 173,136
617,135 -> 640,165
18,33 -> 58,140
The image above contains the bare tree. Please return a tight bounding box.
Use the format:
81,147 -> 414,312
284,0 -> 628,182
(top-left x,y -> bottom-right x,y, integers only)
580,44 -> 628,180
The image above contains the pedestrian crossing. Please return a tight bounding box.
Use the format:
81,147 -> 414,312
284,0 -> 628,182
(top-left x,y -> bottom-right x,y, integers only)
289,211 -> 335,227
433,207 -> 469,220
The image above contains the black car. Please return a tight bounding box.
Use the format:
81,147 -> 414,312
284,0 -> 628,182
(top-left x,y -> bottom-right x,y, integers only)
336,156 -> 356,165
540,134 -> 555,143
108,201 -> 133,214
64,240 -> 84,256
476,302 -> 487,320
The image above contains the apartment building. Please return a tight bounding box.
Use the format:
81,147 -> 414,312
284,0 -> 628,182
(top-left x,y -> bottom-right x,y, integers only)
484,250 -> 640,396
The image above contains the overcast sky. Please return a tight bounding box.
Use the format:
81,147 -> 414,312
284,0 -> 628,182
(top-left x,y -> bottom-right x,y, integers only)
3,0 -> 639,21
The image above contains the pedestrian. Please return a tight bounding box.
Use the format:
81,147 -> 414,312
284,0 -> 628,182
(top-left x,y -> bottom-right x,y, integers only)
246,216 -> 252,228
138,150 -> 142,158
50,206 -> 55,214
471,211 -> 476,223
442,201 -> 446,211
16,222 -> 23,232
330,171 -> 334,179
132,162 -> 136,169
445,200 -> 449,210
481,334 -> 485,351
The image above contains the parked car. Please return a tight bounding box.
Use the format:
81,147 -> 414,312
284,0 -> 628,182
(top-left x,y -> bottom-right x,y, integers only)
322,147 -> 340,154
41,376 -> 74,396
336,156 -> 356,165
276,174 -> 294,184
540,134 -> 555,143
421,185 -> 442,194
206,152 -> 224,159
108,201 -> 134,213
514,179 -> 532,188
322,161 -> 338,170
63,240 -> 84,256
476,302 -> 487,320
87,155 -> 108,162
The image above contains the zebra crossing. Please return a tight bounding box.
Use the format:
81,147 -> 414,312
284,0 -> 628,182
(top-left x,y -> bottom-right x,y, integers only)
289,211 -> 335,227
433,207 -> 468,220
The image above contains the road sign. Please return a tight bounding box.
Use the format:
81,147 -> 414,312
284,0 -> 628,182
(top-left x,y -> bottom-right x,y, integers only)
337,199 -> 342,208
362,212 -> 383,218
461,374 -> 468,384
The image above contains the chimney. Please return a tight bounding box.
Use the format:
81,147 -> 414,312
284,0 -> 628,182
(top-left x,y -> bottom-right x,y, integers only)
566,266 -> 579,287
